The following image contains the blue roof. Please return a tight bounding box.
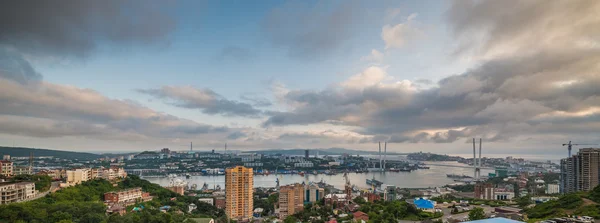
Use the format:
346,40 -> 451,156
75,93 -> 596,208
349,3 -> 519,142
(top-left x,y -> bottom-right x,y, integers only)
465,218 -> 524,223
414,198 -> 434,209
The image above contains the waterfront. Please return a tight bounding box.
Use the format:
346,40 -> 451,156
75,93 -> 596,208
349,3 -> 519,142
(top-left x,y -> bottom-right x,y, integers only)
145,161 -> 493,189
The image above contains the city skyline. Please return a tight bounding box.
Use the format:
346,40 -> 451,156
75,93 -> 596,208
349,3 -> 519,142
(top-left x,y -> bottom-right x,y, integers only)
0,1 -> 599,157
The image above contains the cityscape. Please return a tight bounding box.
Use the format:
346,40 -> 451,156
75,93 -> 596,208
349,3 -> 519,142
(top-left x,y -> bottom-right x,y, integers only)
0,1 -> 599,223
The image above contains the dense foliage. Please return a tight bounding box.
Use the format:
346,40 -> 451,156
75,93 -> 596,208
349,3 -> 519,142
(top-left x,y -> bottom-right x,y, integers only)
447,184 -> 474,192
359,200 -> 443,222
0,175 -> 224,223
468,207 -> 486,220
12,174 -> 53,191
526,193 -> 583,219
253,189 -> 277,216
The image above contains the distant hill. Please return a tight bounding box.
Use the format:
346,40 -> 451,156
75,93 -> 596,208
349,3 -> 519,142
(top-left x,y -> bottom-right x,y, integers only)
0,146 -> 102,160
250,147 -> 405,156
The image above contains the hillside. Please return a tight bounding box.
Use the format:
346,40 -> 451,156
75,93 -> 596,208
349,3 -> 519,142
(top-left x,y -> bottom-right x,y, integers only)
0,146 -> 102,160
525,187 -> 600,222
251,147 -> 406,156
0,175 -> 224,222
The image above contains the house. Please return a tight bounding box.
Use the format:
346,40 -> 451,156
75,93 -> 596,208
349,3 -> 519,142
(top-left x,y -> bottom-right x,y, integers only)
353,211 -> 369,222
106,205 -> 127,216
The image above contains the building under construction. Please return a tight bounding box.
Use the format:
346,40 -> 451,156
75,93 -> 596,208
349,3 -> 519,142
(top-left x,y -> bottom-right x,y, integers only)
561,148 -> 600,193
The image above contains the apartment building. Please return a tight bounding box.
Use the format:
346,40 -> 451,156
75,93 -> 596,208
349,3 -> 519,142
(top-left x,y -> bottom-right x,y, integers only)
278,183 -> 305,219
225,166 -> 253,221
66,168 -> 90,185
0,182 -> 36,204
561,148 -> 600,193
104,187 -> 152,205
0,160 -> 14,177
13,166 -> 32,175
305,183 -> 324,203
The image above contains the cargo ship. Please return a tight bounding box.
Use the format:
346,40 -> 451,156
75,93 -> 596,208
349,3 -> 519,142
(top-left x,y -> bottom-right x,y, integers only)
446,174 -> 472,179
366,177 -> 383,186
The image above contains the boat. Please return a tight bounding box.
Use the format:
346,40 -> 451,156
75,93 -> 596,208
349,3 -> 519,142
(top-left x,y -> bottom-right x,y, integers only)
299,172 -> 305,177
389,168 -> 400,172
399,167 -> 411,172
446,174 -> 473,179
366,177 -> 383,186
367,167 -> 384,172
185,173 -> 191,179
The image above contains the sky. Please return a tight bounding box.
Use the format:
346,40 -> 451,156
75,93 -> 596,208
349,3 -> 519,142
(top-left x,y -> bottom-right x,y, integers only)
0,0 -> 599,158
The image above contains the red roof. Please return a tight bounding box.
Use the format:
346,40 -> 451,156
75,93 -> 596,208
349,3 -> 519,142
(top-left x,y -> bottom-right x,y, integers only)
353,211 -> 367,218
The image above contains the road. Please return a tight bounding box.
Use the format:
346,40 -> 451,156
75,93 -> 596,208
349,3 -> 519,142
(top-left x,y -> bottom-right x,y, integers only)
16,181 -> 61,203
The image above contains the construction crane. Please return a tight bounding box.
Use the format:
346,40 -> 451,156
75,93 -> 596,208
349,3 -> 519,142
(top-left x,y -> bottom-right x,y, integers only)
563,141 -> 598,157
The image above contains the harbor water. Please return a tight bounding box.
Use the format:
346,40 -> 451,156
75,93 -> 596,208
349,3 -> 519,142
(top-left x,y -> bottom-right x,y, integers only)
144,161 -> 493,189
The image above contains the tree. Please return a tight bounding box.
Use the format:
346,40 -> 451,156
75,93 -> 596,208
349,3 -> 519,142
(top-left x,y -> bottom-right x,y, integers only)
284,215 -> 298,223
353,196 -> 366,205
468,207 -> 486,220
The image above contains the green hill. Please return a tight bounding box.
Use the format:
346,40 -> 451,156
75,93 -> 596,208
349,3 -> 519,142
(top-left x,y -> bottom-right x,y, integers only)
0,146 -> 102,160
525,187 -> 600,222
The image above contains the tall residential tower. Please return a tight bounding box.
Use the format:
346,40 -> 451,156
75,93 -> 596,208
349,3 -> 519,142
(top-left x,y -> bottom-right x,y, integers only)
561,148 -> 600,193
225,166 -> 253,221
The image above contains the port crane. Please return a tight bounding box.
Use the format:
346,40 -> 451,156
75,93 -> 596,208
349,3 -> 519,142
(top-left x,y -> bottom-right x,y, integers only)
563,141 -> 598,157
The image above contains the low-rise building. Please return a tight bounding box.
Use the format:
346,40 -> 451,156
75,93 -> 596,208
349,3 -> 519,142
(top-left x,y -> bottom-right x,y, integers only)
66,168 -> 90,185
0,182 -> 36,204
166,186 -> 185,195
243,162 -> 263,167
198,198 -> 214,206
546,183 -> 560,194
214,196 -> 226,209
0,160 -> 14,177
104,187 -> 151,205
13,166 -> 32,175
295,161 -> 314,168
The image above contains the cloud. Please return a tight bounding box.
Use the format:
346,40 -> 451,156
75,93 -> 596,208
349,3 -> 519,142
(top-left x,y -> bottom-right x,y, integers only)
448,0 -> 600,59
382,13 -> 423,49
215,46 -> 253,62
262,1 -> 365,58
240,94 -> 273,107
0,78 -> 229,140
0,0 -> 176,58
264,15 -> 600,145
227,131 -> 248,140
138,86 -> 263,117
0,48 -> 42,84
360,49 -> 384,63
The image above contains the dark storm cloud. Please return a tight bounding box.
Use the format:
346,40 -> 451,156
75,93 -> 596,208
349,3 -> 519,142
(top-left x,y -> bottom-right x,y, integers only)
138,86 -> 263,117
0,0 -> 176,58
262,0 -> 367,59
